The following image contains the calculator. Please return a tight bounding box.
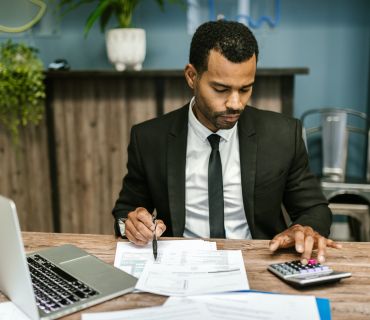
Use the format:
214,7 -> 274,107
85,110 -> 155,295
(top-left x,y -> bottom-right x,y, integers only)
267,259 -> 352,288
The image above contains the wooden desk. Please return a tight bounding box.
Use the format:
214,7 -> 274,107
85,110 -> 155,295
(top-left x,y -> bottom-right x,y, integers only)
1,232 -> 369,319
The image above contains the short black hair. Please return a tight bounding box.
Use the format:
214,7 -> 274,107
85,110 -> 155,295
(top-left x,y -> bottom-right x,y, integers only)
189,20 -> 259,74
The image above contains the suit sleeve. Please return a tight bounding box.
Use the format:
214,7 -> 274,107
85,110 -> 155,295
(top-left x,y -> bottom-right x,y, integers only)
283,119 -> 332,237
112,126 -> 154,235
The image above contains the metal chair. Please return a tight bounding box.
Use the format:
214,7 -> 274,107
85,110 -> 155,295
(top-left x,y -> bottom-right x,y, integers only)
301,108 -> 370,241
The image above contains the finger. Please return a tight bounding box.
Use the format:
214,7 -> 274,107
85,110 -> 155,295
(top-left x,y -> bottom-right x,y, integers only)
130,209 -> 154,241
125,229 -> 149,246
316,236 -> 327,263
135,207 -> 155,229
155,220 -> 166,237
270,231 -> 293,251
326,238 -> 343,249
294,230 -> 305,253
125,219 -> 149,242
270,232 -> 297,251
301,235 -> 314,264
269,235 -> 285,252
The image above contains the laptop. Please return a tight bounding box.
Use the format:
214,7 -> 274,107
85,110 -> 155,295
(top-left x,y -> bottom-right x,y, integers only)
0,195 -> 137,320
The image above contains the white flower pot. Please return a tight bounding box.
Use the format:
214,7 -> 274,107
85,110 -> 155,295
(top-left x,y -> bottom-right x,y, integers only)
105,28 -> 146,71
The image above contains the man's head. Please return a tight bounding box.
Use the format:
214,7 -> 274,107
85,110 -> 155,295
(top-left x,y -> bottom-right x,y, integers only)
189,20 -> 259,75
185,20 -> 259,132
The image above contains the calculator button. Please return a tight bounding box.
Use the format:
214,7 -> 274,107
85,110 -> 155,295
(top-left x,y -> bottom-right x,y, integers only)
321,266 -> 330,271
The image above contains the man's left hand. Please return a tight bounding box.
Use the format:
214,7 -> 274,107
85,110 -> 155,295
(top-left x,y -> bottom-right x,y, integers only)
269,224 -> 342,264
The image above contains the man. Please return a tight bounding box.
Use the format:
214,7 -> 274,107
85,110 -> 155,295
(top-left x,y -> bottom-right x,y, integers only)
112,20 -> 341,263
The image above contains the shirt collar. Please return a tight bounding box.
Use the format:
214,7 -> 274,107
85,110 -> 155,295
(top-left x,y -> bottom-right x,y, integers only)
188,97 -> 237,143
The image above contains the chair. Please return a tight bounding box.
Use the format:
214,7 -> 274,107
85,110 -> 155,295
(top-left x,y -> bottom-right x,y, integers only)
301,108 -> 370,241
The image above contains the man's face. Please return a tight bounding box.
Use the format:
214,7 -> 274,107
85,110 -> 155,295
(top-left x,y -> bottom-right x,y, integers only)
185,50 -> 256,132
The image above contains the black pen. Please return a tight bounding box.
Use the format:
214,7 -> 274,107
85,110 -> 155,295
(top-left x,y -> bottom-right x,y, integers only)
152,214 -> 158,260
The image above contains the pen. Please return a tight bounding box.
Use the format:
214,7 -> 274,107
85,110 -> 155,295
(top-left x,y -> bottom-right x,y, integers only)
152,212 -> 158,260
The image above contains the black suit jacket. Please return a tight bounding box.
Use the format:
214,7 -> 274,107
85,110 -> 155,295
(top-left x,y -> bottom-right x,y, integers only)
113,104 -> 332,239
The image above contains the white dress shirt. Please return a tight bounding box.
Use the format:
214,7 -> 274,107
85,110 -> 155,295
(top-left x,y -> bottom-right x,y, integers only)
183,98 -> 252,239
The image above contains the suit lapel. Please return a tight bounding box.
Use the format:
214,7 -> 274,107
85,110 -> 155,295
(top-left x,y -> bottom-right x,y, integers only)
167,105 -> 189,236
238,108 -> 257,237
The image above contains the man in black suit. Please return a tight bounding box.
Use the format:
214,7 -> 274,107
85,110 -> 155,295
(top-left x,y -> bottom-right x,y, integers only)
113,20 -> 341,263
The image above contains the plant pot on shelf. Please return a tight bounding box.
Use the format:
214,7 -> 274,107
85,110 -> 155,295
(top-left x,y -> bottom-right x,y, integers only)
106,28 -> 146,71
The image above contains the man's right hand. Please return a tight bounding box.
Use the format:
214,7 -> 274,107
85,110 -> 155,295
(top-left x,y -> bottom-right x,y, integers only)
124,207 -> 166,246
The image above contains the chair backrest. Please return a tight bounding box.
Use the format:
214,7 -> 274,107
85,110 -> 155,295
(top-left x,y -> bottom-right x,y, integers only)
301,108 -> 369,182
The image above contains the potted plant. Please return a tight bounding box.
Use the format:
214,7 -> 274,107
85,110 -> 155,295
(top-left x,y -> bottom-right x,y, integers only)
60,0 -> 183,71
0,40 -> 45,146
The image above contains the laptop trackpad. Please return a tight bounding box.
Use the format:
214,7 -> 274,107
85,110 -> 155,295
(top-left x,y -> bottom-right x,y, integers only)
60,256 -> 129,292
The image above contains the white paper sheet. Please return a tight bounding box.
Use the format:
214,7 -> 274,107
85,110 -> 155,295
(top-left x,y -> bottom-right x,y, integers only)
114,240 -> 217,278
135,250 -> 249,296
165,292 -> 320,320
0,302 -> 31,320
81,301 -> 209,320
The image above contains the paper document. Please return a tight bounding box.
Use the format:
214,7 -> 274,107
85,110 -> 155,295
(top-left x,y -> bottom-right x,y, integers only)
114,239 -> 216,278
0,302 -> 31,320
165,292 -> 320,320
81,301 -> 209,320
82,292 -> 320,320
135,250 -> 249,296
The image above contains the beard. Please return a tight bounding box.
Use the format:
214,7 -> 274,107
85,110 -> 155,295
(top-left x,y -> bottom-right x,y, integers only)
198,102 -> 244,130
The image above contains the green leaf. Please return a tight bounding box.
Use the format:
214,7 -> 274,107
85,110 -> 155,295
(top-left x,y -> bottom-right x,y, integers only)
59,0 -> 97,17
155,0 -> 165,11
0,40 -> 45,148
84,0 -> 112,36
100,4 -> 113,32
59,0 -> 187,36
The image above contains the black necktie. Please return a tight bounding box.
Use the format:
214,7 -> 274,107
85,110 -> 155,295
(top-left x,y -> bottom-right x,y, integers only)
207,134 -> 226,238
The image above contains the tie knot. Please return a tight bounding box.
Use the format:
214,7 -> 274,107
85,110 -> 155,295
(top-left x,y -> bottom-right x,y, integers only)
207,134 -> 220,150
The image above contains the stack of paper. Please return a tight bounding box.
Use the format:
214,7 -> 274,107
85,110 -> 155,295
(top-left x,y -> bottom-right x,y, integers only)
165,292 -> 321,319
82,292 -> 323,320
114,240 -> 249,296
83,241 -> 328,319
114,239 -> 216,278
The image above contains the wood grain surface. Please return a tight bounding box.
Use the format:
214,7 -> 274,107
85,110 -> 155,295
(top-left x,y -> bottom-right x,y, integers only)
0,232 -> 368,319
0,119 -> 53,232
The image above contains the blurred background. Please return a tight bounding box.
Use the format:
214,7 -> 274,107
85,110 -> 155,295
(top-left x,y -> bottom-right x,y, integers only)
1,0 -> 369,117
0,0 -> 369,240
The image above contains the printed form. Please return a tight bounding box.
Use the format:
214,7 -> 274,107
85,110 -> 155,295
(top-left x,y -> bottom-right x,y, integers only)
165,292 -> 320,320
82,302 -> 209,320
82,292 -> 320,320
135,250 -> 249,296
114,239 -> 217,278
114,239 -> 249,296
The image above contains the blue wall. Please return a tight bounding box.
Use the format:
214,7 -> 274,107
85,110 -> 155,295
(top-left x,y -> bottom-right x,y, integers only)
1,0 -> 370,177
1,0 -> 369,120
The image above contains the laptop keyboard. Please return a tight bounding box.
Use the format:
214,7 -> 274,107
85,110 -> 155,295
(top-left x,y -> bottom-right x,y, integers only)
27,254 -> 99,314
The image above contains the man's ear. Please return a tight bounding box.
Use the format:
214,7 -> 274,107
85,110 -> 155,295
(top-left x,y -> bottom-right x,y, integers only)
184,64 -> 198,89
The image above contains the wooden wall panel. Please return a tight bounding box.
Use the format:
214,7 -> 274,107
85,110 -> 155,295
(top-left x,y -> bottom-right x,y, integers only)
0,116 -> 53,232
250,77 -> 282,113
127,78 -> 157,126
52,77 -> 156,234
163,78 -> 193,114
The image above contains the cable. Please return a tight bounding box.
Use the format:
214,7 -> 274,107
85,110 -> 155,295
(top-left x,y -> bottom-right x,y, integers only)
208,0 -> 281,29
236,0 -> 280,29
0,0 -> 47,33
